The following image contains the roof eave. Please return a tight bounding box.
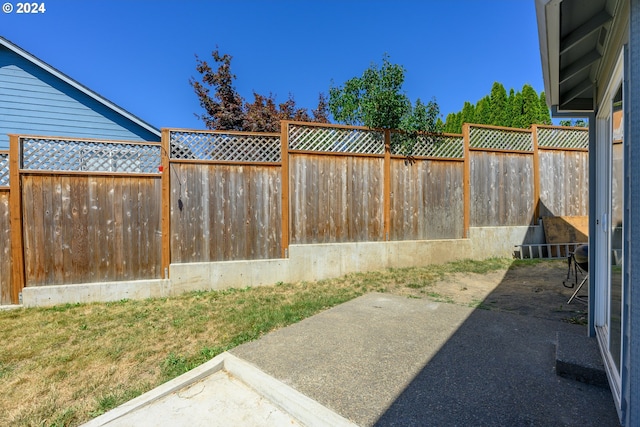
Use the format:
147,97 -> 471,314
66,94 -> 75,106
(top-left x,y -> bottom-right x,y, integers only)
535,0 -> 562,110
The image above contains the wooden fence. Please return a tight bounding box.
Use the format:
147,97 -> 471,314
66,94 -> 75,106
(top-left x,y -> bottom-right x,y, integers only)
0,122 -> 589,304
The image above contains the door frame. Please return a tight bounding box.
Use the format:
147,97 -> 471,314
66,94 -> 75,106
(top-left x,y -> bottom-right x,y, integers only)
594,47 -> 625,411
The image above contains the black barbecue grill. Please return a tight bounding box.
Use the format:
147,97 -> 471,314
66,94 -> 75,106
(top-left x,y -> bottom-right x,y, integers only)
563,244 -> 588,304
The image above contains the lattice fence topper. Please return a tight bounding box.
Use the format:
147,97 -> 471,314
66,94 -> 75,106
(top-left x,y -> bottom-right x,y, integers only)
21,138 -> 161,173
389,132 -> 464,158
170,130 -> 281,162
469,126 -> 533,152
288,124 -> 385,154
537,127 -> 589,149
0,152 -> 8,186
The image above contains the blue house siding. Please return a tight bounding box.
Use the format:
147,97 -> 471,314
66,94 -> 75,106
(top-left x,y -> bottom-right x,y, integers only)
0,44 -> 159,149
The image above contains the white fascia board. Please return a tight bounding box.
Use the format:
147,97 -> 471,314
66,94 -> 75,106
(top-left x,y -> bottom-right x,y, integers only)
535,0 -> 562,108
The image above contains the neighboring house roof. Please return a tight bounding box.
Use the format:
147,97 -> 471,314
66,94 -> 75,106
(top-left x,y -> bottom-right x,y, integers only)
0,36 -> 161,146
535,0 -> 625,114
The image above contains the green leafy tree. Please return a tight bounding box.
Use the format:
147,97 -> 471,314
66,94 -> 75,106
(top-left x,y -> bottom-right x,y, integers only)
443,112 -> 460,133
507,89 -> 525,128
329,55 -> 443,156
460,101 -> 476,129
538,92 -> 552,125
474,96 -> 492,125
400,98 -> 443,133
559,119 -> 588,127
489,82 -> 508,126
329,54 -> 411,129
444,83 -> 553,131
520,84 -> 541,128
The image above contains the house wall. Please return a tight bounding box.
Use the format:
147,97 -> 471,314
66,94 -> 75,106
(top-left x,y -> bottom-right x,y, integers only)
0,45 -> 158,148
625,3 -> 640,426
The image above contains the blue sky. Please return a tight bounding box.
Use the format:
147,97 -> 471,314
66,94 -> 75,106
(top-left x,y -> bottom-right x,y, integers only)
1,0 -> 546,133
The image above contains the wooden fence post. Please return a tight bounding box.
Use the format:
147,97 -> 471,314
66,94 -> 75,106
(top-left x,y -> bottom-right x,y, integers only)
161,129 -> 171,279
462,124 -> 471,238
280,121 -> 290,258
384,130 -> 391,241
8,134 -> 25,304
531,124 -> 541,223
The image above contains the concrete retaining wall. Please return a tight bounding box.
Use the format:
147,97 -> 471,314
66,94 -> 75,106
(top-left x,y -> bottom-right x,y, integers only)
20,226 -> 542,307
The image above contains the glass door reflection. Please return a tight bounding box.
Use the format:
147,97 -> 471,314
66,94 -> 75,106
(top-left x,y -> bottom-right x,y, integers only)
609,84 -> 623,373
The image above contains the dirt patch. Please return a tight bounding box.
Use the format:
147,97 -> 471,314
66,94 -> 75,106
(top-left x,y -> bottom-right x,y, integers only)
389,260 -> 589,324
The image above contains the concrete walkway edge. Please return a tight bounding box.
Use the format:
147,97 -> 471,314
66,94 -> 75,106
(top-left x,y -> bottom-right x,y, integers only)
82,352 -> 357,427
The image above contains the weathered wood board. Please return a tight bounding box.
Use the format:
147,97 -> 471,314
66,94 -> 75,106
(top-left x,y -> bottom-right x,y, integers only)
289,153 -> 384,244
470,151 -> 535,226
170,163 -> 282,263
538,150 -> 589,217
389,158 -> 464,240
21,174 -> 162,286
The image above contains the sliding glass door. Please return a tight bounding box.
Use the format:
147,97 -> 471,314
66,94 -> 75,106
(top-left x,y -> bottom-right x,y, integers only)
595,49 -> 625,408
609,84 -> 623,374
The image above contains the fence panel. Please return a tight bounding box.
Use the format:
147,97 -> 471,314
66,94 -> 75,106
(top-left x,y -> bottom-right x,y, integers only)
21,174 -> 162,286
468,125 -> 535,227
538,149 -> 589,217
170,163 -> 281,262
536,125 -> 589,149
21,137 -> 161,173
288,123 -> 384,154
0,151 -> 8,186
536,125 -> 589,218
289,153 -> 385,244
470,151 -> 535,226
170,130 -> 281,162
168,129 -> 282,262
389,158 -> 464,240
469,125 -> 533,151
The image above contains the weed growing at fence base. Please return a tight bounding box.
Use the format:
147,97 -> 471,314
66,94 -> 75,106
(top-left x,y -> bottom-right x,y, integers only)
0,257 -> 542,426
